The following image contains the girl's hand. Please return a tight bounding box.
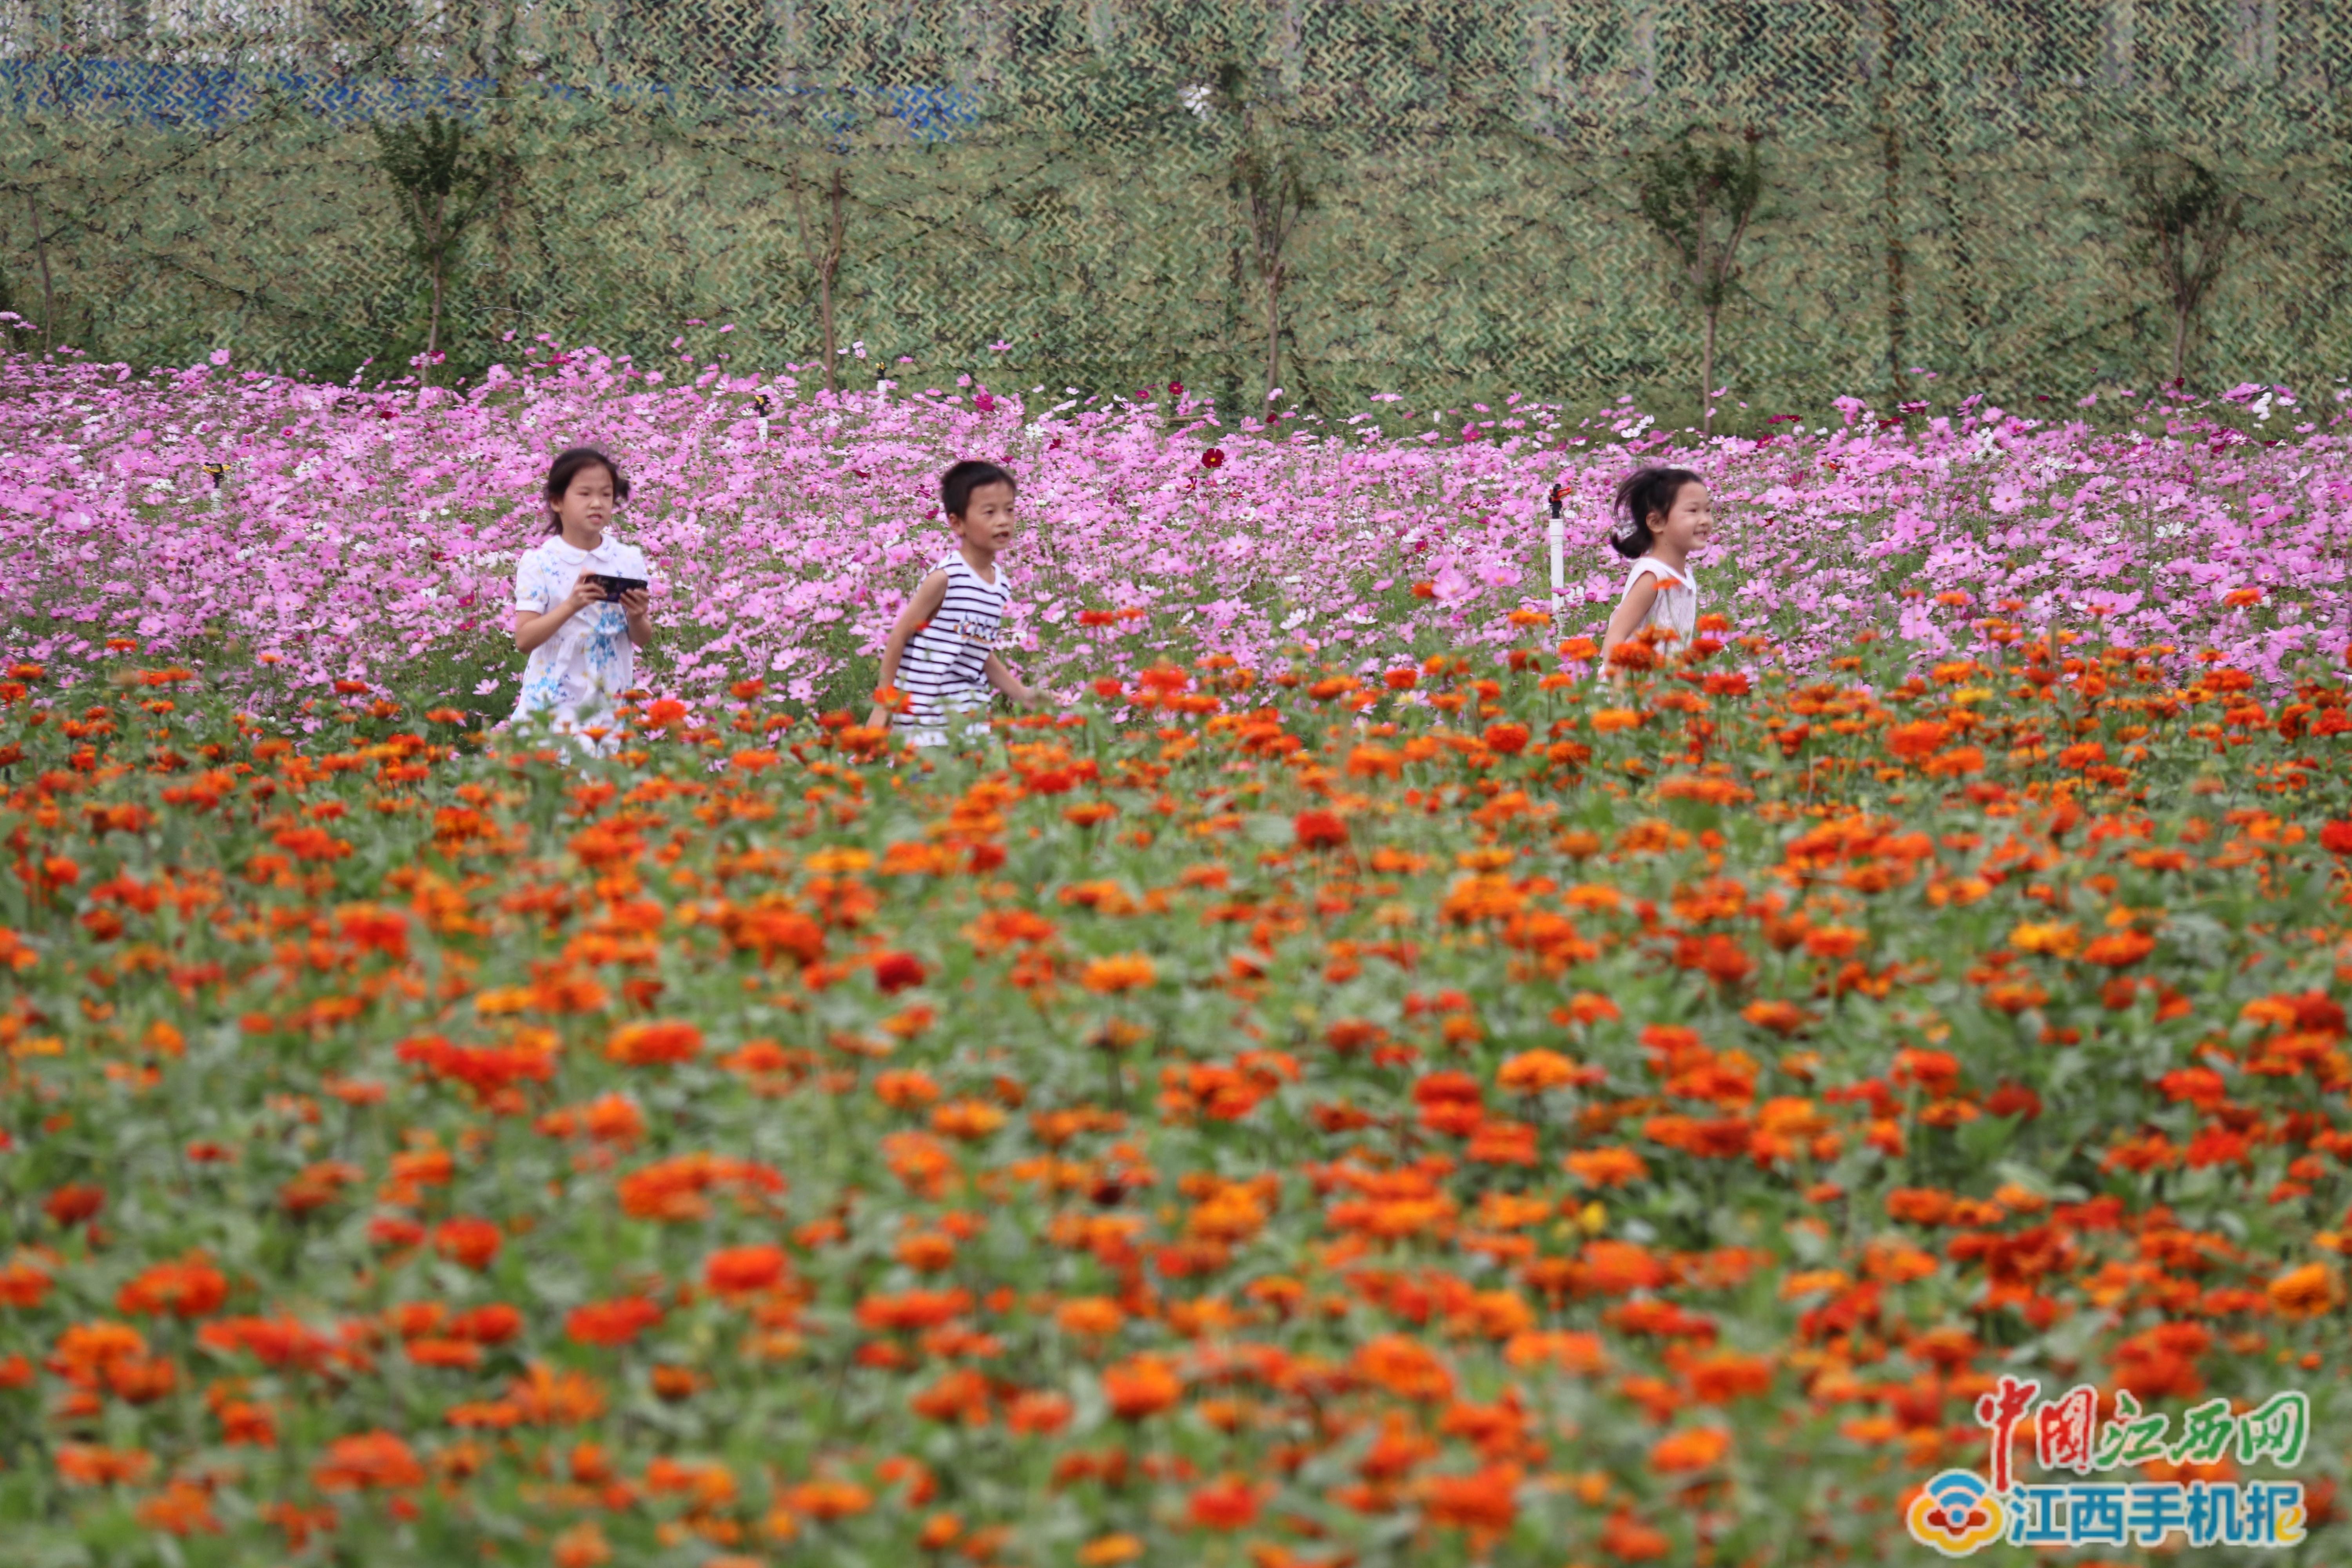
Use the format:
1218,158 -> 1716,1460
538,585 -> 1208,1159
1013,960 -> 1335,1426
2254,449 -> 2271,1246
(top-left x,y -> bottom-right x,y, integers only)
561,574 -> 608,617
619,586 -> 651,622
864,705 -> 889,731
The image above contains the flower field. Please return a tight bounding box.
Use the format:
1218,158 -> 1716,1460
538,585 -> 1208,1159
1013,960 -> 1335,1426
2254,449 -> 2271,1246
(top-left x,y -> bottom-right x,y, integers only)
5,579 -> 2352,1566
4,343 -> 2348,716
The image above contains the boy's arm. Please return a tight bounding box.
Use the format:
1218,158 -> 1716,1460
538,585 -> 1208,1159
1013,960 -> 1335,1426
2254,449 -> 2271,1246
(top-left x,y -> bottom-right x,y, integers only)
865,570 -> 951,729
983,653 -> 1042,708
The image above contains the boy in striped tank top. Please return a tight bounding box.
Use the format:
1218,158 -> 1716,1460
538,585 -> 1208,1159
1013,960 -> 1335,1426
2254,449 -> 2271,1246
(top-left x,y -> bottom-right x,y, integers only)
867,460 -> 1045,747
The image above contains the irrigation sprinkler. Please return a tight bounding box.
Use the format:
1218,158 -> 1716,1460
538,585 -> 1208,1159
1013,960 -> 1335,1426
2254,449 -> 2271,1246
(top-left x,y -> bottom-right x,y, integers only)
1547,483 -> 1568,622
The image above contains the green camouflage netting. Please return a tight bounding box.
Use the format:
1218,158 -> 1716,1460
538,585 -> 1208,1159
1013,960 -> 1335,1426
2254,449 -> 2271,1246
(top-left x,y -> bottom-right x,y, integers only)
2,1 -> 2345,416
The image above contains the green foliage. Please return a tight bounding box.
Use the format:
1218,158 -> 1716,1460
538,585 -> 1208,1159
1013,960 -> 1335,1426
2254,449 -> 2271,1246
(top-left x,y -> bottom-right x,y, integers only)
371,114 -> 503,372
1635,125 -> 1767,431
2116,142 -> 2249,385
374,117 -> 497,253
1637,126 -> 1764,317
4,2 -> 2349,412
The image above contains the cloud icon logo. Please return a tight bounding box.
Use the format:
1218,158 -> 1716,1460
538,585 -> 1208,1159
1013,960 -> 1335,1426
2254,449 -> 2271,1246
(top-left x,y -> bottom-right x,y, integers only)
1906,1469 -> 2007,1558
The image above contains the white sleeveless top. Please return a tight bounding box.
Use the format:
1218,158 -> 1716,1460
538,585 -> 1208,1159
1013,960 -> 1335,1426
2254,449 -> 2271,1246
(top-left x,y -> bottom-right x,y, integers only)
895,553 -> 1010,743
1623,557 -> 1698,644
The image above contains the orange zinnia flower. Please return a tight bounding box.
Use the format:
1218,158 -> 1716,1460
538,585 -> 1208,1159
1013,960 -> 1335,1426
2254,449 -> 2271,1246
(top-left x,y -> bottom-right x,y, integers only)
564,1296 -> 664,1348
53,1320 -> 147,1379
432,1217 -> 502,1270
704,1243 -> 788,1296
2269,1262 -> 2343,1320
510,1362 -> 608,1425
1054,1296 -> 1127,1337
875,1069 -> 942,1109
1503,1330 -> 1606,1373
1601,1511 -> 1671,1561
1354,1334 -> 1454,1402
1186,1475 -> 1263,1530
1564,1147 -> 1649,1188
895,1231 -> 958,1272
1102,1354 -> 1182,1420
1419,1465 -> 1520,1531
1006,1390 -> 1074,1434
1572,1240 -> 1666,1296
314,1430 -> 426,1490
783,1476 -> 874,1521
1079,953 -> 1156,993
856,1288 -> 972,1333
1293,809 -> 1348,849
1648,1425 -> 1731,1473
134,1480 -> 221,1535
551,1521 -> 613,1568
1497,1049 -> 1581,1093
606,1019 -> 703,1066
1684,1350 -> 1774,1404
114,1254 -> 227,1318
55,1443 -> 154,1486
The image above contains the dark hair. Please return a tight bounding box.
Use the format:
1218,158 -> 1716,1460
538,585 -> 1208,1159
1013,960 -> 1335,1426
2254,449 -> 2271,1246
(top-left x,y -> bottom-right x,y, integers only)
941,459 -> 1016,521
1608,465 -> 1703,559
543,447 -> 630,534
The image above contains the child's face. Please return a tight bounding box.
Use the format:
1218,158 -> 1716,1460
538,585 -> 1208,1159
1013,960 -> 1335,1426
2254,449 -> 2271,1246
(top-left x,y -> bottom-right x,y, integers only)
1653,481 -> 1714,553
554,466 -> 616,535
955,481 -> 1018,551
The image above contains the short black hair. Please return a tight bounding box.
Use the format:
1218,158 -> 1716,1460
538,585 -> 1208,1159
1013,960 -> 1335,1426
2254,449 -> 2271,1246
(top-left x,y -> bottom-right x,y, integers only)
1608,465 -> 1703,559
942,459 -> 1016,520
544,447 -> 629,534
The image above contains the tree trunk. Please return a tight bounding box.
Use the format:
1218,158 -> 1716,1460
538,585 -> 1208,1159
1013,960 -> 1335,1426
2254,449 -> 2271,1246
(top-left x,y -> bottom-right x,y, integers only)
426,254 -> 444,381
1872,0 -> 1907,400
1880,114 -> 1907,398
818,267 -> 837,396
1700,305 -> 1718,437
1263,264 -> 1282,409
24,189 -> 54,353
2171,303 -> 2188,387
818,167 -> 845,397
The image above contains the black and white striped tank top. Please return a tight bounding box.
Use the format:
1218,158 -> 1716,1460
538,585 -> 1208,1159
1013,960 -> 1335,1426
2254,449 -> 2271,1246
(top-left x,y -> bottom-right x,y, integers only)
896,554 -> 1009,731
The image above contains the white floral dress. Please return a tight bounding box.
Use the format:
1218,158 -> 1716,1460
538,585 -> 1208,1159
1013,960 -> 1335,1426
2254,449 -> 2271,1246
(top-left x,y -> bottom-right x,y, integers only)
512,533 -> 649,741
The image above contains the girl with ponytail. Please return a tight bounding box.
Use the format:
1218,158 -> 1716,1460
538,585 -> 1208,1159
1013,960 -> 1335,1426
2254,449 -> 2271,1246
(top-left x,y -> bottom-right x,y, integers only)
1601,465 -> 1712,663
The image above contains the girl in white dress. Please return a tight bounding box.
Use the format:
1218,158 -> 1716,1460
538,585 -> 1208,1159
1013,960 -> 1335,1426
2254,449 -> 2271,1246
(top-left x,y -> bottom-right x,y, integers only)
1601,465 -> 1712,667
510,447 -> 654,751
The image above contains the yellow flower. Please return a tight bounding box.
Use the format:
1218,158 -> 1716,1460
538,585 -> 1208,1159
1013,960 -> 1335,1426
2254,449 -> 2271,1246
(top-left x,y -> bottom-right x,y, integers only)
2008,922 -> 2080,959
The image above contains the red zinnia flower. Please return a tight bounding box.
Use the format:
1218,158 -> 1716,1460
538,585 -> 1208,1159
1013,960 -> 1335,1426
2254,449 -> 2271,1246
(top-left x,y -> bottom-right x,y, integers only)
565,1296 -> 664,1348
433,1217 -> 503,1270
1186,1475 -> 1261,1530
1293,809 -> 1347,849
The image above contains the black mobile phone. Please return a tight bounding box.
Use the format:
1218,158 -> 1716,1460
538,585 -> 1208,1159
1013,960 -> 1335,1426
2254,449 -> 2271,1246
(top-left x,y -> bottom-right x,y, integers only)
589,574 -> 648,597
